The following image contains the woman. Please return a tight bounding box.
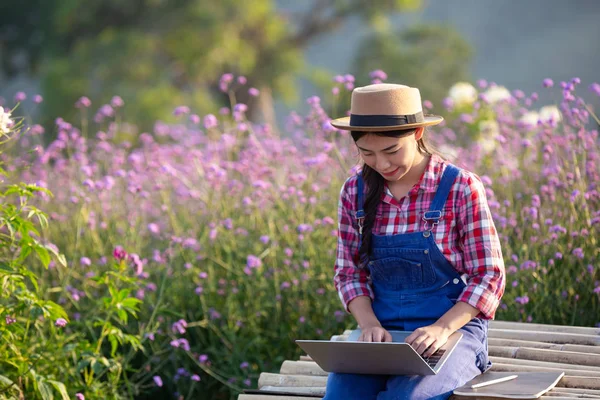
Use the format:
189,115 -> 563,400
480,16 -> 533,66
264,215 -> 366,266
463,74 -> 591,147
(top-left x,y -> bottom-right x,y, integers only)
325,83 -> 506,399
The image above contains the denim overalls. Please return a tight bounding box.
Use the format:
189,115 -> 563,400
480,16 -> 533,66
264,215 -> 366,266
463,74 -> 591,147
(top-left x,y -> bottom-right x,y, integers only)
324,164 -> 491,400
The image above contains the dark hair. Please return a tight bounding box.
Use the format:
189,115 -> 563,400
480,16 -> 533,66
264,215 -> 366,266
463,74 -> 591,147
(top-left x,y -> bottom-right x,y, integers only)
350,129 -> 434,266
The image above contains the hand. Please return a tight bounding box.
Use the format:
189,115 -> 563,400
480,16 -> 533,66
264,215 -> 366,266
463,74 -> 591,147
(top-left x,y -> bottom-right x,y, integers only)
358,325 -> 392,342
405,325 -> 452,357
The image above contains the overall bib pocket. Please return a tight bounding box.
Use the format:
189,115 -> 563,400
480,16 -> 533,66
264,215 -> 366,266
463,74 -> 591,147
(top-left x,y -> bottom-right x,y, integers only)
368,255 -> 436,289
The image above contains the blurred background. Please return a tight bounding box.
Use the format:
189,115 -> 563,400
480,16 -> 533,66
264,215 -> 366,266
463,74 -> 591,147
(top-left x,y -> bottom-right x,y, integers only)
1,0 -> 599,131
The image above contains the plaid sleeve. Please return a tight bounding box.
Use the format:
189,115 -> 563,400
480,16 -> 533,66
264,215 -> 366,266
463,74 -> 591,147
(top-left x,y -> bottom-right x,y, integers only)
456,172 -> 506,319
333,176 -> 374,312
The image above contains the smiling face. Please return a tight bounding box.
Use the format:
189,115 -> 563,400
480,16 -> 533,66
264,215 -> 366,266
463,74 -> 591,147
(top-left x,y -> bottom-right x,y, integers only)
355,128 -> 425,183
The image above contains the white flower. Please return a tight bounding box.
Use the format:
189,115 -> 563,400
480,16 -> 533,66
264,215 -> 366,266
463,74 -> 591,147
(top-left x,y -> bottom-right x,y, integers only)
477,120 -> 499,154
484,85 -> 511,104
519,111 -> 539,128
448,82 -> 478,107
538,105 -> 562,123
0,106 -> 13,134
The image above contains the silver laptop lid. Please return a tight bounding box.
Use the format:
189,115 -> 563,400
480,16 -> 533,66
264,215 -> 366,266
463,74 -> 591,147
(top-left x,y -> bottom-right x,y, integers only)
296,330 -> 462,376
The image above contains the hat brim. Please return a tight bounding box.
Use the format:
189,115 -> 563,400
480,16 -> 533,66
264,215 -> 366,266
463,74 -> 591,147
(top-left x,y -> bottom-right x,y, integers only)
330,114 -> 444,132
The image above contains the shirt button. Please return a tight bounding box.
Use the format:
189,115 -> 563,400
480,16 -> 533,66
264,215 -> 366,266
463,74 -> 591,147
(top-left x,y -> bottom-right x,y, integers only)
453,278 -> 460,284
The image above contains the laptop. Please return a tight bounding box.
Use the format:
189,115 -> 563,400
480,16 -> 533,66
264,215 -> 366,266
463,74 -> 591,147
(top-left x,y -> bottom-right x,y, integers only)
295,329 -> 462,376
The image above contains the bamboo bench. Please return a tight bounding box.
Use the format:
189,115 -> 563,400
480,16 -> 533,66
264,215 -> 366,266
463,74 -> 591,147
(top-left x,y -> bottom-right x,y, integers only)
239,321 -> 600,400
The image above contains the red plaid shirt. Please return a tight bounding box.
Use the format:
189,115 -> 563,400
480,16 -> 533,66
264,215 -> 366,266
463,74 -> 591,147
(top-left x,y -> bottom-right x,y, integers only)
334,154 -> 505,319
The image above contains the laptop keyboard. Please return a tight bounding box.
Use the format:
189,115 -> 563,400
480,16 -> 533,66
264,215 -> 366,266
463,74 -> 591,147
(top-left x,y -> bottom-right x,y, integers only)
422,349 -> 446,368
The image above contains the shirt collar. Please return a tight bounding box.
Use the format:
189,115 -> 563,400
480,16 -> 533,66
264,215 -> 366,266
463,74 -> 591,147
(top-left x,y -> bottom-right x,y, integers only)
382,153 -> 445,203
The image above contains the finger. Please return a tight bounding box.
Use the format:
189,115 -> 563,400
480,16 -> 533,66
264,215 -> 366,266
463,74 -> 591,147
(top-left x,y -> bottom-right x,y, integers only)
373,329 -> 383,342
423,341 -> 441,358
416,336 -> 434,355
405,329 -> 422,344
383,330 -> 393,343
364,331 -> 373,342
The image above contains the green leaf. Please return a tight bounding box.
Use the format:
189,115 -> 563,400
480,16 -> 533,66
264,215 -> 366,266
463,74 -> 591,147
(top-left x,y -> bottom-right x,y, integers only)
0,263 -> 14,273
42,300 -> 68,320
31,370 -> 53,400
109,334 -> 119,357
0,374 -> 14,387
46,380 -> 69,400
117,309 -> 128,324
34,245 -> 51,268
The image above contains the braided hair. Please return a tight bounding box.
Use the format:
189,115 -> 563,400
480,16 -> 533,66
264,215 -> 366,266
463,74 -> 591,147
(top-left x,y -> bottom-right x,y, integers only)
350,129 -> 434,266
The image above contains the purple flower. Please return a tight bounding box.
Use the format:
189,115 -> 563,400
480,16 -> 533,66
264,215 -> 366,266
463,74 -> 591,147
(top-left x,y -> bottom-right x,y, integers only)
199,354 -> 209,363
248,88 -> 260,97
191,374 -> 201,381
55,318 -> 68,327
237,76 -> 247,85
203,114 -> 218,129
153,376 -> 163,387
369,69 -> 388,81
543,78 -> 554,88
173,106 -> 190,116
33,94 -> 43,104
148,223 -> 160,234
515,296 -> 529,305
113,246 -> 128,261
260,235 -> 270,244
172,319 -> 188,335
14,91 -> 26,102
5,315 -> 16,325
572,248 -> 584,259
590,83 -> 600,97
80,257 -> 91,267
110,96 -> 124,107
75,96 -> 91,108
240,361 -> 249,369
75,394 -> 85,400
247,255 -> 262,269
189,114 -> 200,124
99,104 -> 114,117
297,224 -> 313,234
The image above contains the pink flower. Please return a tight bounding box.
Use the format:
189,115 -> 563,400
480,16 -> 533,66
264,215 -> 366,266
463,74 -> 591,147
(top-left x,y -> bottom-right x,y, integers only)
5,316 -> 16,325
173,106 -> 190,116
248,88 -> 260,97
55,318 -> 67,327
14,91 -> 26,102
203,114 -> 218,129
153,375 -> 163,387
113,246 -> 128,261
75,394 -> 85,400
110,96 -> 124,107
75,96 -> 92,108
33,95 -> 43,104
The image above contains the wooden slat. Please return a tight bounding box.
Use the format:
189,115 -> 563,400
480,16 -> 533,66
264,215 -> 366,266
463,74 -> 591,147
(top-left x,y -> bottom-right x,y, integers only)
260,386 -> 326,396
490,321 -> 600,336
239,395 -> 322,400
489,338 -> 600,355
490,363 -> 600,378
280,361 -> 326,376
516,348 -> 600,367
489,329 -> 600,346
258,372 -> 327,388
489,356 -> 600,373
558,376 -> 600,390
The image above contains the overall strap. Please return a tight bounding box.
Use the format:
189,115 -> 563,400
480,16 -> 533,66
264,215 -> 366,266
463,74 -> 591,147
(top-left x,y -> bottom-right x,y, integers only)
423,164 -> 460,223
356,174 -> 366,236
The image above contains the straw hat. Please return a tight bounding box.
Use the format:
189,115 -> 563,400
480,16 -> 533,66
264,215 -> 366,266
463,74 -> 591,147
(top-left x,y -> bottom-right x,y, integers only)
330,83 -> 443,132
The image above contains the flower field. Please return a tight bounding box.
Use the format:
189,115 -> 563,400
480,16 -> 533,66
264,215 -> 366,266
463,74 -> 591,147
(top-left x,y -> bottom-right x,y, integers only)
1,75 -> 599,399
